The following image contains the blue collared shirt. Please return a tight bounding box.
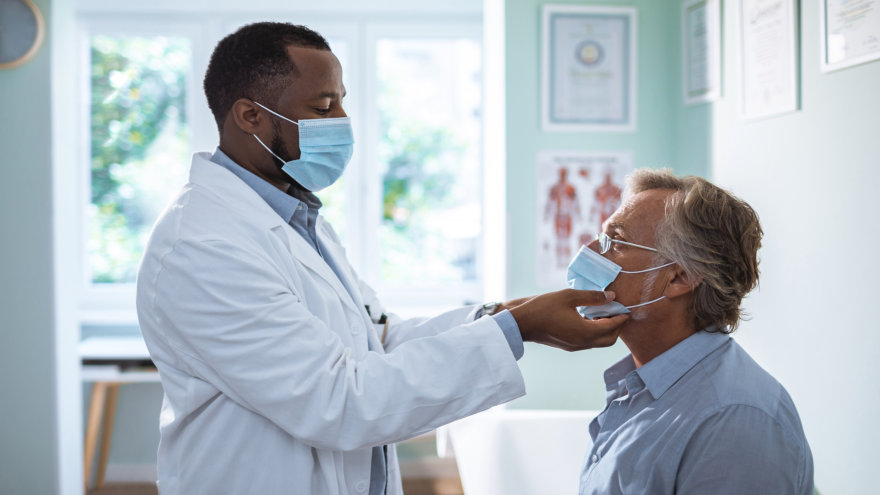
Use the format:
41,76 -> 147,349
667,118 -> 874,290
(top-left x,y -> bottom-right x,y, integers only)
209,149 -> 523,494
211,148 -> 322,251
580,329 -> 813,495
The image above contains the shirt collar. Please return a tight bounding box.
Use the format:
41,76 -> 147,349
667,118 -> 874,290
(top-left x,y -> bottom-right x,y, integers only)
602,327 -> 730,401
635,328 -> 730,400
209,148 -> 321,223
603,354 -> 637,388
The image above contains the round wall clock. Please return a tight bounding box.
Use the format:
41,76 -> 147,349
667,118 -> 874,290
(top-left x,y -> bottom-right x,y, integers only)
0,0 -> 46,69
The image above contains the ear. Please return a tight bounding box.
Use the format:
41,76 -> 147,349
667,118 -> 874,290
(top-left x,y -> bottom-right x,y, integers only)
228,98 -> 265,134
663,265 -> 701,300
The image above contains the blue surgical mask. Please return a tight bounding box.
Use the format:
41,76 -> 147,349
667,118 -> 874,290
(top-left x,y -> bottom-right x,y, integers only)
566,245 -> 675,319
251,101 -> 354,191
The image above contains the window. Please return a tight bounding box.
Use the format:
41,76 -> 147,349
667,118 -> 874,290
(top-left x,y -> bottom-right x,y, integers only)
375,38 -> 482,287
87,35 -> 191,284
78,9 -> 487,321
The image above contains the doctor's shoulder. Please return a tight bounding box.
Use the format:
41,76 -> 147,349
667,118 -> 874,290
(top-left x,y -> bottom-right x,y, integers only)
148,179 -> 272,254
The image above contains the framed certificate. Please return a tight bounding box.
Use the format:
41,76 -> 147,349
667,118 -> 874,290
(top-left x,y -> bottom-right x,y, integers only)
821,0 -> 880,72
739,0 -> 800,120
542,5 -> 637,132
682,0 -> 722,104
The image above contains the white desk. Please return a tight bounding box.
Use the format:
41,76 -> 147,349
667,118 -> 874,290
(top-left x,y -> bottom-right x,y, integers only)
445,407 -> 598,495
79,337 -> 159,492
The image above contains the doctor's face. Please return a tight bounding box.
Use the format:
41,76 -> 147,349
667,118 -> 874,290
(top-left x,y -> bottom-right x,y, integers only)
259,46 -> 347,176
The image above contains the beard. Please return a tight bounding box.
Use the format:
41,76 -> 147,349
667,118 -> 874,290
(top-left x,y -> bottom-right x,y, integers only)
269,121 -> 293,171
269,120 -> 310,192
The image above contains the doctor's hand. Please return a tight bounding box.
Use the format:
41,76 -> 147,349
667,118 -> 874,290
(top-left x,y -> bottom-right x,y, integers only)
508,289 -> 628,352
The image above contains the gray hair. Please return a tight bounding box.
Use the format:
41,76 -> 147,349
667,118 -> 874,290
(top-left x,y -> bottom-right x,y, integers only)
627,169 -> 763,332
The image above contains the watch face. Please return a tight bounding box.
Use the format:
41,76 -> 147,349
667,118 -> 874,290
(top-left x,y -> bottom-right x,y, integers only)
0,0 -> 44,68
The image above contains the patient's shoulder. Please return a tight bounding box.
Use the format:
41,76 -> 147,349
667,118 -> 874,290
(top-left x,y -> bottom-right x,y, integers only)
697,340 -> 802,426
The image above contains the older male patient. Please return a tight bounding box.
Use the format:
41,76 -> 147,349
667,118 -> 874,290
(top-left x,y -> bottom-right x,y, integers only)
576,169 -> 813,494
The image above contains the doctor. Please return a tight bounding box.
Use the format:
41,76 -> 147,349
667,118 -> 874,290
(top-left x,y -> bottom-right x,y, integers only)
137,22 -> 628,495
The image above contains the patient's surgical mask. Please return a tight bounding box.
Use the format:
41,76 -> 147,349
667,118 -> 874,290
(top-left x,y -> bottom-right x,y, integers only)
251,101 -> 354,191
566,244 -> 675,319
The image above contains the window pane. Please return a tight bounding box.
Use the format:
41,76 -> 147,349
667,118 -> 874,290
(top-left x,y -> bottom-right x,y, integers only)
377,38 -> 482,284
88,36 -> 191,283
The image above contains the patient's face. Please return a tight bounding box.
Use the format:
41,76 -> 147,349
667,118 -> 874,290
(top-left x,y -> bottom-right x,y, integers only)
588,188 -> 673,309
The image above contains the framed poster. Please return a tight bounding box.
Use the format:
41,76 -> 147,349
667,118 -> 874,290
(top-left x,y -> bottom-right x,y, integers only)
535,150 -> 633,288
821,0 -> 880,72
739,0 -> 800,120
542,5 -> 637,132
682,0 -> 722,104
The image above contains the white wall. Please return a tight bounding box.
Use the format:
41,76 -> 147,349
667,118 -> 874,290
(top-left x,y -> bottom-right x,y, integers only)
711,2 -> 880,494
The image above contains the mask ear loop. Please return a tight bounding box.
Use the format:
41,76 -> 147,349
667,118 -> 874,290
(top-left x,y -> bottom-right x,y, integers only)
251,134 -> 286,164
624,295 -> 666,309
619,260 -> 676,274
252,101 -> 300,126
251,102 -> 302,165
622,260 -> 677,309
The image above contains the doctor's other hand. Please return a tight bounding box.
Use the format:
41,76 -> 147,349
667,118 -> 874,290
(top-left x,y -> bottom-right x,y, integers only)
508,289 -> 628,352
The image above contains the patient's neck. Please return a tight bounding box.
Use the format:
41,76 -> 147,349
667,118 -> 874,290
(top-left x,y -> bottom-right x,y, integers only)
621,313 -> 697,368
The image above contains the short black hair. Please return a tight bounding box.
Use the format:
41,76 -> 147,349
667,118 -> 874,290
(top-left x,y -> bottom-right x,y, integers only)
203,22 -> 330,130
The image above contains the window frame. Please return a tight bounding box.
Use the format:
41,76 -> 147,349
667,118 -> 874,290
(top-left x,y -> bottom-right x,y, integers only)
362,20 -> 485,312
77,17 -> 208,324
75,9 -> 490,324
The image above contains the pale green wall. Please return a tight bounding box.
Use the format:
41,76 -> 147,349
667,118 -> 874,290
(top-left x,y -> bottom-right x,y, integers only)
504,0 -> 710,410
0,0 -> 60,492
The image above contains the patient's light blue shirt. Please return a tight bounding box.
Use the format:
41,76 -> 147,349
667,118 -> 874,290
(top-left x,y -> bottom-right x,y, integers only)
580,329 -> 813,495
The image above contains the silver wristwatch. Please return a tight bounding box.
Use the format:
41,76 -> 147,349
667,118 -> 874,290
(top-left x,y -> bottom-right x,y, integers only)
481,301 -> 502,316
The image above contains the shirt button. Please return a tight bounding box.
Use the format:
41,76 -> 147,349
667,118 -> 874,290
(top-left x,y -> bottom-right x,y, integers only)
355,481 -> 368,492
591,454 -> 599,463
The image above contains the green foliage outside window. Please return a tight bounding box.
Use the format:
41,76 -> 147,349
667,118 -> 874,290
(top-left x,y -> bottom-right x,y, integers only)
379,117 -> 459,230
87,35 -> 476,286
89,36 -> 189,283
376,69 -> 471,282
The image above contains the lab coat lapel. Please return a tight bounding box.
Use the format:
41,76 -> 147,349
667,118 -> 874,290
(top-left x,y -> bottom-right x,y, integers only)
282,226 -> 362,317
188,153 -> 361,317
317,218 -> 384,351
315,219 -> 360,306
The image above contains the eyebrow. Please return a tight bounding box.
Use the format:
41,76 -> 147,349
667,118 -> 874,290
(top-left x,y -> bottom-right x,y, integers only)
314,89 -> 346,99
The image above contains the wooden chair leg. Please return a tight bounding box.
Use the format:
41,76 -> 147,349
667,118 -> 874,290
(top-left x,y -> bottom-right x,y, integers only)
84,382 -> 108,492
96,383 -> 121,490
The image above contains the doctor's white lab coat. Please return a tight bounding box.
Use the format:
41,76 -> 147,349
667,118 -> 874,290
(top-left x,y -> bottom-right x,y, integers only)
136,152 -> 526,495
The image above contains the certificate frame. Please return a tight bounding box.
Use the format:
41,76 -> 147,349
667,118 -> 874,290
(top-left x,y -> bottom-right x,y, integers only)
738,0 -> 800,121
682,0 -> 722,105
820,0 -> 880,72
541,5 -> 637,132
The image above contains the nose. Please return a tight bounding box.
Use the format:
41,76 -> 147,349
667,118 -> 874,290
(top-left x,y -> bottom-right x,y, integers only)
332,106 -> 348,119
586,237 -> 602,253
